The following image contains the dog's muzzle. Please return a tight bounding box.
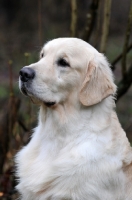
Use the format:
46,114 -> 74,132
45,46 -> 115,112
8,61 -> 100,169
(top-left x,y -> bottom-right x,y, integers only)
19,67 -> 56,107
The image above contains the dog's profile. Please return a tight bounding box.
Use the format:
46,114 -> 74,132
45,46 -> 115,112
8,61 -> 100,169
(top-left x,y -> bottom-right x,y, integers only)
16,38 -> 132,200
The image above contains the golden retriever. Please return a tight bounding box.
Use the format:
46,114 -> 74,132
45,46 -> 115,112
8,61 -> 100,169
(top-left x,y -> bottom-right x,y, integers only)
16,38 -> 132,200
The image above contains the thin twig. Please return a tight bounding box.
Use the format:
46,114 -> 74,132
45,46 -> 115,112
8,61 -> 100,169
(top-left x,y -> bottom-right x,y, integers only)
24,53 -> 30,65
8,60 -> 13,97
94,0 -> 102,49
18,118 -> 29,132
116,63 -> 132,101
121,0 -> 132,78
70,0 -> 77,37
82,0 -> 100,42
8,60 -> 14,141
38,0 -> 42,45
111,43 -> 132,71
100,0 -> 112,53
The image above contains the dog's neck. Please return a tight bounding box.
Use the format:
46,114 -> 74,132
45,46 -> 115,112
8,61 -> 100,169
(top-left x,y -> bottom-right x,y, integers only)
38,96 -> 115,135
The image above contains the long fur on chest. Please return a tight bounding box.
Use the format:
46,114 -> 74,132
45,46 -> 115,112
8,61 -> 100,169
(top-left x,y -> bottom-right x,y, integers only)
15,98 -> 132,200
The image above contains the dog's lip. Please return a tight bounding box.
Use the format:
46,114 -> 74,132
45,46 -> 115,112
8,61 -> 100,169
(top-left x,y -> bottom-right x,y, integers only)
21,85 -> 28,96
44,101 -> 56,107
20,84 -> 56,107
20,83 -> 33,97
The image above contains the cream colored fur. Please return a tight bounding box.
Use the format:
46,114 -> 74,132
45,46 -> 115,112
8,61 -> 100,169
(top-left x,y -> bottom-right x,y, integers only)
16,38 -> 132,200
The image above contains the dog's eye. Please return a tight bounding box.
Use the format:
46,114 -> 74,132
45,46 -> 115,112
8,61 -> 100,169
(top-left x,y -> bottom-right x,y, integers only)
57,58 -> 70,67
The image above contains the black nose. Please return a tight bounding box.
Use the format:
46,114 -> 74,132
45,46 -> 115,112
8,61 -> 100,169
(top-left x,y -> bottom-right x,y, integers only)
19,67 -> 35,82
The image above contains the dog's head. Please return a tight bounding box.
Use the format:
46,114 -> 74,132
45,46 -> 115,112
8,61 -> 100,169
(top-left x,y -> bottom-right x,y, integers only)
19,38 -> 116,107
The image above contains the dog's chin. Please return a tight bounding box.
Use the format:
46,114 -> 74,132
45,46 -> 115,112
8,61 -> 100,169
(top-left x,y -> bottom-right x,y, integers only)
20,86 -> 41,105
20,87 -> 56,107
30,96 -> 56,107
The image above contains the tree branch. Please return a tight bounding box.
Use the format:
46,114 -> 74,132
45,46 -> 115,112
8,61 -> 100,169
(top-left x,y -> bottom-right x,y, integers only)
70,0 -> 78,37
38,0 -> 42,45
121,0 -> 132,78
111,43 -> 132,70
17,118 -> 29,132
100,0 -> 112,53
0,97 -> 20,173
116,63 -> 132,101
94,0 -> 102,49
82,0 -> 99,42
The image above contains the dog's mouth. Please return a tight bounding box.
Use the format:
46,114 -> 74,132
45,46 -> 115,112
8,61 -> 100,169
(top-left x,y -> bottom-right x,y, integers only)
44,101 -> 56,107
21,85 -> 28,96
21,84 -> 56,107
30,97 -> 56,107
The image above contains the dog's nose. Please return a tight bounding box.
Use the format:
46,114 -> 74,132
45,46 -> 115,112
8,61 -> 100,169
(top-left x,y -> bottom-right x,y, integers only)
19,67 -> 35,82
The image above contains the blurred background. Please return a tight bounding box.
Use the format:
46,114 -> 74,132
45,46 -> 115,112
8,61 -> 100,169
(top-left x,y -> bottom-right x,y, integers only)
0,0 -> 132,199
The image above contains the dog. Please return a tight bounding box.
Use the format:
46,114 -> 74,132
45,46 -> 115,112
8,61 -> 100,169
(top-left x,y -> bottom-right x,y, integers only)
16,38 -> 132,200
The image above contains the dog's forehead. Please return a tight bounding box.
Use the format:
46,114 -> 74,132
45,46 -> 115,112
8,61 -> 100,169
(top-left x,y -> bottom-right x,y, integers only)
44,38 -> 79,53
40,38 -> 99,64
43,38 -> 96,55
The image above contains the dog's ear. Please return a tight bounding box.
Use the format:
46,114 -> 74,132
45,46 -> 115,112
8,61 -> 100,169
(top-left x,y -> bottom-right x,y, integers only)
79,55 -> 116,106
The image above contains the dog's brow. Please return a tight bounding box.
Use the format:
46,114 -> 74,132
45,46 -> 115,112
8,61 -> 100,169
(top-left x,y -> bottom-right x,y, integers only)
43,41 -> 51,51
39,50 -> 44,59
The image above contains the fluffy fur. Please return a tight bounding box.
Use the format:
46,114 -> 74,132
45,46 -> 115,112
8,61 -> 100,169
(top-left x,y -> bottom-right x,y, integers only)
16,38 -> 132,200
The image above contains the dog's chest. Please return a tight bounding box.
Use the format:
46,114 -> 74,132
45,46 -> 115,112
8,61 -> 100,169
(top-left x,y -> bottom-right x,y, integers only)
16,130 -> 125,200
